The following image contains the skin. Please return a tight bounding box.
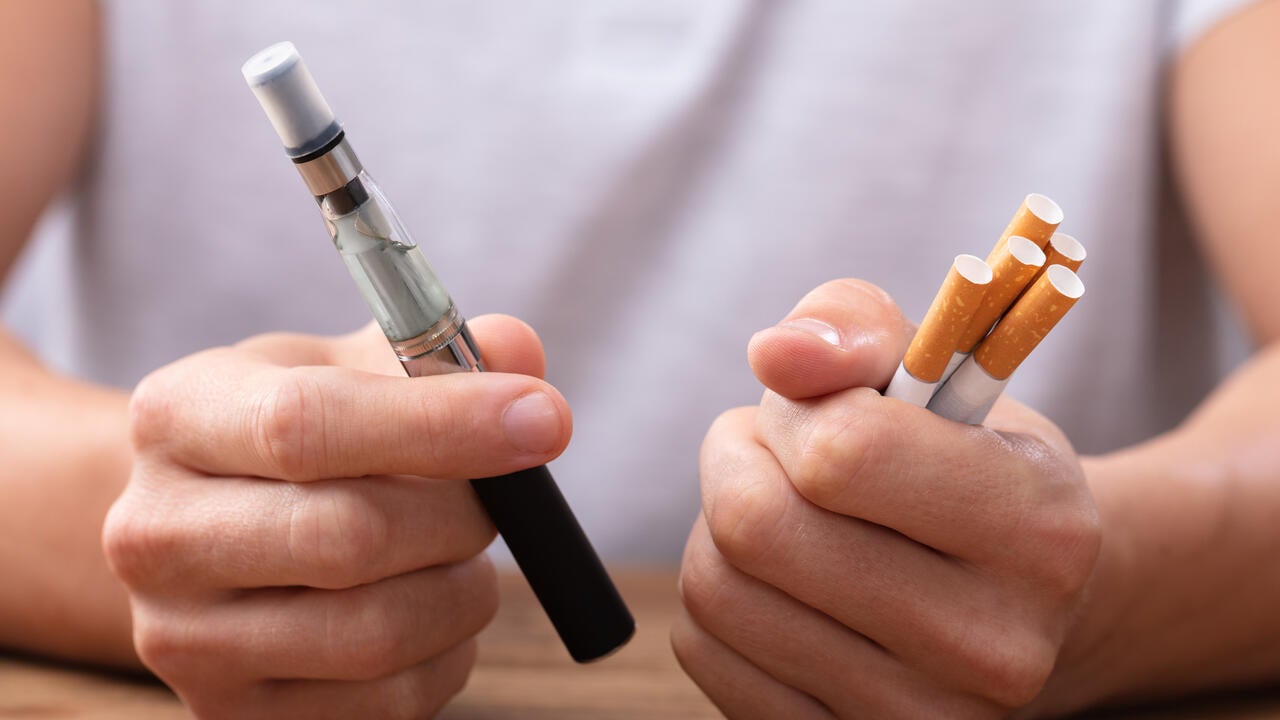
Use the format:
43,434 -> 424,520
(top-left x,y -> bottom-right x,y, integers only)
0,3 -> 573,716
672,2 -> 1280,717
674,282 -> 1097,717
1,1 -> 1280,719
0,0 -> 136,667
106,319 -> 571,718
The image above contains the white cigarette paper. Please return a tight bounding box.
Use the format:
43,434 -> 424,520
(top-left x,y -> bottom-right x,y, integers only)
940,350 -> 968,384
925,355 -> 1009,424
885,363 -> 940,406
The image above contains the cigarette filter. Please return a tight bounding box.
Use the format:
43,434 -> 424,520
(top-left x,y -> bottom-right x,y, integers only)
927,265 -> 1084,424
1018,232 -> 1087,304
986,193 -> 1063,261
1035,232 -> 1086,276
952,235 -> 1046,358
886,255 -> 992,406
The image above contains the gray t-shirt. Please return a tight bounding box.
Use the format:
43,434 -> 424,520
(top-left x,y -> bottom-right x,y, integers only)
1,0 -> 1253,560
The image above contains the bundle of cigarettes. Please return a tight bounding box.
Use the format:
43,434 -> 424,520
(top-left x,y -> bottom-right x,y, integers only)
885,194 -> 1085,424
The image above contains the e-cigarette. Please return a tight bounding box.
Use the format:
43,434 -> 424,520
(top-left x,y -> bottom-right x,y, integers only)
242,42 -> 633,663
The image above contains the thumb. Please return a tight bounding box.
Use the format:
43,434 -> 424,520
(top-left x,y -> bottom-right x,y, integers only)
747,279 -> 912,400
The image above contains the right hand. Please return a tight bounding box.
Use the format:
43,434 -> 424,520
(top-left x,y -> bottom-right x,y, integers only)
103,316 -> 572,719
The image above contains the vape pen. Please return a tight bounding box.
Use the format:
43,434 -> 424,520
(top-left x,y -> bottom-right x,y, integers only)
242,42 -> 633,663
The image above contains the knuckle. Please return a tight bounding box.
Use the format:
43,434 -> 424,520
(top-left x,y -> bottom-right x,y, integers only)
128,370 -> 177,451
704,407 -> 745,445
668,615 -> 699,670
325,590 -> 404,679
101,503 -> 148,585
442,555 -> 501,637
792,422 -> 844,503
319,560 -> 495,683
791,389 -> 882,509
678,542 -> 733,624
384,642 -> 477,720
463,556 -> 501,631
699,408 -> 754,482
1012,444 -> 1102,598
945,619 -> 1056,708
287,486 -> 389,589
669,612 -> 718,692
976,635 -> 1057,708
132,620 -> 180,674
132,610 -> 210,679
1028,503 -> 1102,598
704,476 -> 785,570
129,348 -> 241,452
102,487 -> 178,589
457,519 -> 500,562
253,369 -> 324,481
442,639 -> 480,699
699,408 -> 754,469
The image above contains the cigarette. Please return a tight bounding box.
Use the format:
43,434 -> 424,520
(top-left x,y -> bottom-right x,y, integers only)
1017,232 -> 1086,304
927,265 -> 1085,424
1035,232 -> 1086,275
885,255 -> 992,406
940,236 -> 1046,382
986,193 -> 1063,261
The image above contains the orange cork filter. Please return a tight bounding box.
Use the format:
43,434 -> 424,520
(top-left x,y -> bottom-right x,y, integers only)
1039,232 -> 1086,274
903,255 -> 993,383
954,236 -> 1046,355
973,265 -> 1085,380
986,193 -> 1063,261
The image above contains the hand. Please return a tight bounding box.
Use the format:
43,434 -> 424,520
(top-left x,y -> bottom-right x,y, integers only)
103,317 -> 572,719
673,280 -> 1102,719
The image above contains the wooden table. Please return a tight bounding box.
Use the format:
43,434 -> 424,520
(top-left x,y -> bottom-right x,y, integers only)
1,569 -> 1278,719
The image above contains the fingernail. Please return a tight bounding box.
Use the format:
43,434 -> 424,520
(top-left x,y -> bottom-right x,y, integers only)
503,392 -> 562,454
778,318 -> 842,347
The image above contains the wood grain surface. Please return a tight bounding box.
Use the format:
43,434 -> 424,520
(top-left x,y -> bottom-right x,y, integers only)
0,569 -> 1277,719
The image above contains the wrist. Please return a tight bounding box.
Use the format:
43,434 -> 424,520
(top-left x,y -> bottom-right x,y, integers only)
1021,448 -> 1152,717
1027,424 -> 1245,716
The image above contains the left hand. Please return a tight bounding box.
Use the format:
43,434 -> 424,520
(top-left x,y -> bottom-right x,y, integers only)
673,279 -> 1103,718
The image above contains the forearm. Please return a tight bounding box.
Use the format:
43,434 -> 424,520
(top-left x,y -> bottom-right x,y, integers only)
1034,343 -> 1280,714
0,329 -> 138,668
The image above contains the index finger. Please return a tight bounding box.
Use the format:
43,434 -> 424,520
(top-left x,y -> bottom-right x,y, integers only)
129,350 -> 571,482
754,386 -> 1094,568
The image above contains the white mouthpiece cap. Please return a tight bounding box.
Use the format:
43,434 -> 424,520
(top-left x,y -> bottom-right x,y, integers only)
242,41 -> 340,158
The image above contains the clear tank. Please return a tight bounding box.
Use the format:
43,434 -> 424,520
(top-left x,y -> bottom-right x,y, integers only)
319,171 -> 455,343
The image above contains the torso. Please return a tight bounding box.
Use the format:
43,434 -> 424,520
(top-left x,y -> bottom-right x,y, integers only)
2,0 -> 1249,558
